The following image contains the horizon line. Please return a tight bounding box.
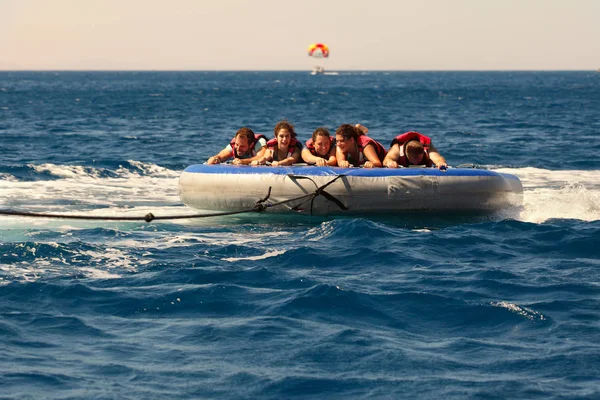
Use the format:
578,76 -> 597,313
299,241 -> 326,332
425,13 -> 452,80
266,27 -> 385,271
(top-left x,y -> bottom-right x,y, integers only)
0,68 -> 598,72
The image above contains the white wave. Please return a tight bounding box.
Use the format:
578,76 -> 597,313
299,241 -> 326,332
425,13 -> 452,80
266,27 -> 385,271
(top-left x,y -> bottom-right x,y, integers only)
0,242 -> 142,285
490,301 -> 546,321
29,161 -> 180,180
0,173 -> 18,181
305,220 -> 336,240
496,167 -> 600,190
0,162 -> 184,225
118,160 -> 181,179
72,230 -> 293,264
223,249 -> 286,262
74,247 -> 144,270
120,230 -> 289,250
31,163 -> 104,179
494,167 -> 600,223
76,267 -> 122,279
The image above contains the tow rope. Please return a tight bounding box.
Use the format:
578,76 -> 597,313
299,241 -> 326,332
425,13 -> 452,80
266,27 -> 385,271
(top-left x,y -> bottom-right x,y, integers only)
0,175 -> 347,222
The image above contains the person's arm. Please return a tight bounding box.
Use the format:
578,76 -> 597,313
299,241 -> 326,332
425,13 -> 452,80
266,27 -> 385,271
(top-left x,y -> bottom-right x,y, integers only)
362,144 -> 383,168
207,147 -> 232,164
428,144 -> 447,170
232,145 -> 267,165
326,147 -> 337,166
301,148 -> 325,166
249,147 -> 270,165
383,144 -> 400,168
272,147 -> 301,166
355,124 -> 369,135
232,139 -> 267,165
336,146 -> 350,168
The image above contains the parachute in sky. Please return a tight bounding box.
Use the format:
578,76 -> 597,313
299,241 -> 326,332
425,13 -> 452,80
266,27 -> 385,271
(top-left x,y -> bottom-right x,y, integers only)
307,43 -> 329,59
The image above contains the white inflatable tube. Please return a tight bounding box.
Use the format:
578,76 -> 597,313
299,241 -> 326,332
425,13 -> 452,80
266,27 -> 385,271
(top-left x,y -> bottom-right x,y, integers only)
179,164 -> 523,216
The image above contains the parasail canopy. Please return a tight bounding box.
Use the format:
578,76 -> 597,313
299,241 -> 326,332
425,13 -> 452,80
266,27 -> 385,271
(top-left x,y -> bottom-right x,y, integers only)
308,43 -> 329,58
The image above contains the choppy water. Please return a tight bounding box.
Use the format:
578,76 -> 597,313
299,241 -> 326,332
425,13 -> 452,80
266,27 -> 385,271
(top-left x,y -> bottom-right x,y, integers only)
1,71 -> 599,399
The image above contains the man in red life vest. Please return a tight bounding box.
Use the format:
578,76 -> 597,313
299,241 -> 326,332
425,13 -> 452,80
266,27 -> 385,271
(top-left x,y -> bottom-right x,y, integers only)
383,131 -> 448,170
207,127 -> 267,165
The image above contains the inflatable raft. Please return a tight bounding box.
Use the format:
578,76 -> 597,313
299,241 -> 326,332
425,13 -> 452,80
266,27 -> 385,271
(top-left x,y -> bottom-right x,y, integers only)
178,164 -> 523,216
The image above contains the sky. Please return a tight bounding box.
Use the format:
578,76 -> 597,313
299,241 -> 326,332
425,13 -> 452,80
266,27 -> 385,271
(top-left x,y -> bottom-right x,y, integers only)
1,0 -> 599,70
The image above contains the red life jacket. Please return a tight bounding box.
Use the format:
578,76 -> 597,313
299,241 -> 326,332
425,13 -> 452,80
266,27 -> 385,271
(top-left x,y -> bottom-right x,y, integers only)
229,133 -> 268,159
346,135 -> 387,166
267,137 -> 303,161
305,137 -> 335,158
390,131 -> 433,167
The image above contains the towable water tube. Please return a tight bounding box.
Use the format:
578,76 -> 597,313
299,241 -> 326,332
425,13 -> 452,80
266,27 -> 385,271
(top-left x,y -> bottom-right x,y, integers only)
178,164 -> 523,216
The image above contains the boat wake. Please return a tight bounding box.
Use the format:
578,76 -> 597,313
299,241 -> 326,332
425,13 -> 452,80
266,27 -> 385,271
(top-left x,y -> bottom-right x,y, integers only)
495,167 -> 600,223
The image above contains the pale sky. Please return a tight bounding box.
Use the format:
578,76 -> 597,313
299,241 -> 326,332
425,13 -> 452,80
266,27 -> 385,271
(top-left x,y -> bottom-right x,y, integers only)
1,0 -> 599,70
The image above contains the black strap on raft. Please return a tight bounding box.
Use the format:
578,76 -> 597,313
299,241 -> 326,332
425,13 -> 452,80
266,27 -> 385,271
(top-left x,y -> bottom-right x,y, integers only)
0,175 -> 346,222
286,174 -> 347,216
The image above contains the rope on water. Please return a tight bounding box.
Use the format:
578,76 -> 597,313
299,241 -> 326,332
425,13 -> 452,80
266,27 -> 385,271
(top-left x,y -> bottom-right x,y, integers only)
0,175 -> 347,222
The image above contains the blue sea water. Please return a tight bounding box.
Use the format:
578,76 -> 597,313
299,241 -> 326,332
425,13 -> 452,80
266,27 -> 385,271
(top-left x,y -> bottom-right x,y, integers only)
1,71 -> 600,399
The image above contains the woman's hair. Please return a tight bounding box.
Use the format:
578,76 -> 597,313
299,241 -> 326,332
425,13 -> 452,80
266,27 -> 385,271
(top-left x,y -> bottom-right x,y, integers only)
335,124 -> 359,141
273,121 -> 297,138
311,127 -> 330,142
235,127 -> 256,142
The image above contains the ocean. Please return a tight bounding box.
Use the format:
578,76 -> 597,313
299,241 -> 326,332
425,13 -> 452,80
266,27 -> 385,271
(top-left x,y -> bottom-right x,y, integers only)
1,71 -> 599,399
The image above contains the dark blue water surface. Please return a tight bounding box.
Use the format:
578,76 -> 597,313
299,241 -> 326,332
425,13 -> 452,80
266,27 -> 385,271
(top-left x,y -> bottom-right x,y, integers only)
1,71 -> 600,399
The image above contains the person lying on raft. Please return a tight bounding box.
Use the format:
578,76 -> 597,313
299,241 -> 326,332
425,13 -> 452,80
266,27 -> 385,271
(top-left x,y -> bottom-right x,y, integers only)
302,127 -> 337,166
335,124 -> 387,168
383,131 -> 448,170
251,121 -> 303,166
207,127 -> 267,165
302,124 -> 367,166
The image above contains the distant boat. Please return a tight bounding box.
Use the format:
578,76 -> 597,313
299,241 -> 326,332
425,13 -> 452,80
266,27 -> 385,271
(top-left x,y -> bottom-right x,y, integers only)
311,65 -> 325,75
311,66 -> 339,76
